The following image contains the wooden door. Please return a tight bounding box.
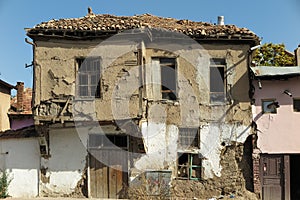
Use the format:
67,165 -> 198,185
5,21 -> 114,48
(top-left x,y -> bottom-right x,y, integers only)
261,154 -> 284,200
89,149 -> 128,199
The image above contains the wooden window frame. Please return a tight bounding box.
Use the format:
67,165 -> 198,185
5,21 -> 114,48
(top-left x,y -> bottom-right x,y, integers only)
160,58 -> 177,101
76,57 -> 101,98
177,153 -> 201,180
209,58 -> 226,103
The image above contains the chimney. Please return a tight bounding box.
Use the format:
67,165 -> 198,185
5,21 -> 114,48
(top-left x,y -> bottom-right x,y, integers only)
295,44 -> 300,66
217,16 -> 225,25
16,82 -> 24,111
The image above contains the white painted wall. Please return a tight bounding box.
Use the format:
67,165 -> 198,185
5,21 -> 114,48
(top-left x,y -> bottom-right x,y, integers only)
0,138 -> 40,198
135,121 -> 251,180
40,128 -> 87,196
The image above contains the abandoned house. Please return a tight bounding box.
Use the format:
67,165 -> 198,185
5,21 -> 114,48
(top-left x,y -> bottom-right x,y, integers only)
22,11 -> 261,199
251,47 -> 300,200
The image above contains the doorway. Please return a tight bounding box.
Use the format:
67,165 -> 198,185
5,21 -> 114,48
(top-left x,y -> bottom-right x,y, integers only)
290,155 -> 300,200
88,134 -> 128,199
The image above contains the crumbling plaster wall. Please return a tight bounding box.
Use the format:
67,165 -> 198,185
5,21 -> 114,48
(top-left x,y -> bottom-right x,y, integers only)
34,37 -> 253,196
132,44 -> 252,179
34,39 -> 140,121
39,127 -> 87,197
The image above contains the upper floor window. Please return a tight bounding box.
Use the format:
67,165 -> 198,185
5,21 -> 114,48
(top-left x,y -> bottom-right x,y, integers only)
210,58 -> 226,103
293,98 -> 300,112
160,58 -> 177,100
76,57 -> 101,98
262,99 -> 278,114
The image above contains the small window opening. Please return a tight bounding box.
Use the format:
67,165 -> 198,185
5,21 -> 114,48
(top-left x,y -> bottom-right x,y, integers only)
210,58 -> 226,103
88,134 -> 127,149
77,57 -> 101,98
160,58 -> 177,100
262,99 -> 278,114
177,153 -> 201,180
178,128 -> 199,149
293,98 -> 300,112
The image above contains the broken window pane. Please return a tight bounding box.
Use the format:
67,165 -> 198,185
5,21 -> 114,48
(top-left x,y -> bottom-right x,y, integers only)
160,58 -> 177,100
77,57 -> 101,98
177,153 -> 201,180
293,99 -> 300,112
210,58 -> 226,103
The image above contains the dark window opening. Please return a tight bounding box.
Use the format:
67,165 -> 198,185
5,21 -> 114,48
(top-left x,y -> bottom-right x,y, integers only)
178,128 -> 199,149
293,99 -> 300,112
262,99 -> 278,114
210,58 -> 226,103
88,134 -> 127,149
177,153 -> 201,180
160,58 -> 177,100
77,58 -> 101,98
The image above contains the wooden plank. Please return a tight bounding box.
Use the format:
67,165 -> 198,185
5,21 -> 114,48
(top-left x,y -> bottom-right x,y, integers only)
96,152 -> 104,198
116,165 -> 123,198
89,154 -> 96,198
102,151 -> 109,198
109,166 -> 117,198
284,155 -> 290,200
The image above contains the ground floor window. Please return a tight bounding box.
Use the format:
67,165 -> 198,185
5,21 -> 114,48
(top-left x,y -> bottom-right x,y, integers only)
177,153 -> 201,180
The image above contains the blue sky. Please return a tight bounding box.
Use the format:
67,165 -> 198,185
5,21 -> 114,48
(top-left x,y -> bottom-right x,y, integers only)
0,0 -> 299,89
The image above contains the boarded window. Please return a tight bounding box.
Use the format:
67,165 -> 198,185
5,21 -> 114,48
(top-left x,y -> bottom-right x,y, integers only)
160,58 -> 177,100
177,153 -> 201,180
210,58 -> 226,103
178,128 -> 199,149
262,99 -> 278,114
77,57 -> 101,98
88,134 -> 127,149
293,98 -> 300,112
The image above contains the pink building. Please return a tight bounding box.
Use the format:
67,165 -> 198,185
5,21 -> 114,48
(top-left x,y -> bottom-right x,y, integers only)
251,58 -> 300,199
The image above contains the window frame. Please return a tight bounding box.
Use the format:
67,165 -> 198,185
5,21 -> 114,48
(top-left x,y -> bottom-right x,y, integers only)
178,127 -> 200,149
76,57 -> 101,99
159,58 -> 178,101
262,99 -> 277,114
177,152 -> 201,180
293,98 -> 300,112
209,58 -> 226,104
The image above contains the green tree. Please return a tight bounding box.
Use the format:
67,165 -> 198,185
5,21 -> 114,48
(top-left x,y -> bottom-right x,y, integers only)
253,43 -> 295,66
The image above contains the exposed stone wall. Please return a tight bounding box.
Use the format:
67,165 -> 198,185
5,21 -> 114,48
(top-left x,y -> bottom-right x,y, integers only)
172,141 -> 257,199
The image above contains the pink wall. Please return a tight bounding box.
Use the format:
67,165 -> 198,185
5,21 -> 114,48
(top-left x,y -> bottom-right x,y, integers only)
253,76 -> 300,153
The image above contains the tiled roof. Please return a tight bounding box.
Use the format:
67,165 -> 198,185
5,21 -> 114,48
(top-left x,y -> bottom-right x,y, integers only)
0,125 -> 38,139
0,79 -> 15,90
27,13 -> 259,43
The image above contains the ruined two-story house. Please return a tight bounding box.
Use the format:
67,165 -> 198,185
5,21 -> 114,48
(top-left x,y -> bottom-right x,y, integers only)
26,11 -> 260,199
